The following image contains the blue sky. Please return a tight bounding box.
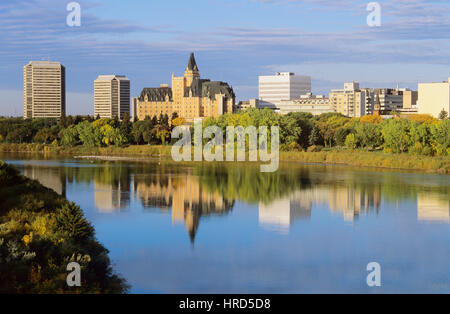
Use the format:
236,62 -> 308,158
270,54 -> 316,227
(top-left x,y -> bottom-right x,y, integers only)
1,0 -> 450,116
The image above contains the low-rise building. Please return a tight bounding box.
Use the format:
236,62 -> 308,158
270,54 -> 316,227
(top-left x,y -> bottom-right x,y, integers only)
277,93 -> 334,115
330,82 -> 418,117
235,99 -> 259,111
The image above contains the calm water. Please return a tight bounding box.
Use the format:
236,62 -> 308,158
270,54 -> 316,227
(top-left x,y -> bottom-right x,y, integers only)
1,153 -> 449,293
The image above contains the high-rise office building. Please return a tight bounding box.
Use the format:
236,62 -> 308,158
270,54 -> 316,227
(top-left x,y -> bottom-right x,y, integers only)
23,61 -> 66,119
258,72 -> 311,106
94,75 -> 130,119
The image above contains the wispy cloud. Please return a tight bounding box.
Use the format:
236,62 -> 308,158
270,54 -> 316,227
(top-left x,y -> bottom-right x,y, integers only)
1,0 -> 450,115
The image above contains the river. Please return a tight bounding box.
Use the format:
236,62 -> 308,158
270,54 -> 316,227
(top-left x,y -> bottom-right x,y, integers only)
1,153 -> 449,293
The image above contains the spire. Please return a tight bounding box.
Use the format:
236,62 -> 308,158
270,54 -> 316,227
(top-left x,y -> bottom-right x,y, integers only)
187,52 -> 198,72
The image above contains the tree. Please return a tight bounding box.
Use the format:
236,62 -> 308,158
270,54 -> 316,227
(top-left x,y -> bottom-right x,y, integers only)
280,112 -> 313,147
438,109 -> 448,120
309,125 -> 321,146
172,117 -> 185,128
119,112 -> 132,142
59,125 -> 78,147
354,122 -> 382,149
381,119 -> 412,153
280,114 -> 302,145
33,127 -> 54,144
430,119 -> 450,156
334,127 -> 349,146
76,121 -> 102,147
100,124 -> 126,147
131,121 -> 146,144
56,202 -> 94,241
345,133 -> 357,149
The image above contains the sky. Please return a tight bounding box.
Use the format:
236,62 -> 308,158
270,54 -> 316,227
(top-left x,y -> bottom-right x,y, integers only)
1,0 -> 450,116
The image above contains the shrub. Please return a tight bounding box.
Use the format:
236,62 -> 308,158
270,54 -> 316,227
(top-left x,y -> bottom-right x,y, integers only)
345,133 -> 357,149
307,145 -> 324,152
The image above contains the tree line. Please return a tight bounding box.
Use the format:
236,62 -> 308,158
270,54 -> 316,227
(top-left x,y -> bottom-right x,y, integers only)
0,109 -> 448,156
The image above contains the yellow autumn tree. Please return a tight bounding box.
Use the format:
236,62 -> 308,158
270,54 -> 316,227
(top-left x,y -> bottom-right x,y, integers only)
360,115 -> 383,124
172,117 -> 186,127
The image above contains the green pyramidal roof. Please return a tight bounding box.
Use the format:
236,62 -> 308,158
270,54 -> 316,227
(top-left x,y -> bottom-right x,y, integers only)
187,52 -> 198,71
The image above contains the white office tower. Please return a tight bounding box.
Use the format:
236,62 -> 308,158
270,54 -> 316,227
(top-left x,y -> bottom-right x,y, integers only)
258,72 -> 311,106
23,61 -> 66,119
94,75 -> 130,119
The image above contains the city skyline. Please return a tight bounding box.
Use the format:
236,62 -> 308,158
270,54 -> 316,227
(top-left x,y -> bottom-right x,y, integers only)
2,0 -> 450,116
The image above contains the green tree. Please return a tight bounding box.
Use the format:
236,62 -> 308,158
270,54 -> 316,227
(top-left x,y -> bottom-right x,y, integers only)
438,109 -> 448,120
334,127 -> 350,146
354,122 -> 382,149
119,112 -> 132,143
345,133 -> 357,149
381,119 -> 412,153
430,119 -> 450,155
59,125 -> 78,147
56,202 -> 94,241
76,121 -> 102,147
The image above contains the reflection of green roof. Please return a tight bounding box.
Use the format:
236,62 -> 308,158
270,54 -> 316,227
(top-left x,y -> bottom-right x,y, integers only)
138,87 -> 173,102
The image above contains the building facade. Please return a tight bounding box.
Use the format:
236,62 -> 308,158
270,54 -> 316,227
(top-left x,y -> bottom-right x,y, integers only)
236,99 -> 259,111
23,61 -> 66,119
329,82 -> 367,118
94,75 -> 130,119
134,53 -> 235,122
258,72 -> 311,105
277,93 -> 334,115
418,78 -> 450,118
330,82 -> 417,117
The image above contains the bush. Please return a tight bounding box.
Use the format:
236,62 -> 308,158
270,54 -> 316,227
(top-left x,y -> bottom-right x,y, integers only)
307,145 -> 324,152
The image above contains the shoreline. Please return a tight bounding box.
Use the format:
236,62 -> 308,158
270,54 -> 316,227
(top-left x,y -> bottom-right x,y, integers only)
0,143 -> 449,174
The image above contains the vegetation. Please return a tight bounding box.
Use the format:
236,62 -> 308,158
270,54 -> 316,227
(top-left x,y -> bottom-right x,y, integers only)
0,109 -> 448,171
0,160 -> 128,293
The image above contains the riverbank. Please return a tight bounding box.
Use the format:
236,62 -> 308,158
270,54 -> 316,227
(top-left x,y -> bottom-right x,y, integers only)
0,160 -> 128,293
0,143 -> 449,173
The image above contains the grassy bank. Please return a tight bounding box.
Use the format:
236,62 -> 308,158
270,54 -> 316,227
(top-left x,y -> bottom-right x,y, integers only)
0,143 -> 449,173
0,160 -> 128,293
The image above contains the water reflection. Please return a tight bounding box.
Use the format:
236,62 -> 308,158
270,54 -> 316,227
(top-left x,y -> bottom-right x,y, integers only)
134,171 -> 234,242
4,155 -> 449,293
9,158 -> 450,243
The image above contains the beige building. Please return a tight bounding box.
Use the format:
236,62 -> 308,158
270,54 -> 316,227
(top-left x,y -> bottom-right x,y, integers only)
94,75 -> 130,119
418,78 -> 450,117
236,99 -> 259,111
330,82 -> 418,117
23,61 -> 66,119
329,82 -> 367,117
135,53 -> 235,122
402,90 -> 418,109
277,93 -> 334,115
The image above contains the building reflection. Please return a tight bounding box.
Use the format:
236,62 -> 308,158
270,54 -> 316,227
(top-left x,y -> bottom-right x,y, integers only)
134,171 -> 234,243
417,192 -> 450,222
328,185 -> 380,221
94,181 -> 130,212
258,184 -> 381,232
23,166 -> 66,197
